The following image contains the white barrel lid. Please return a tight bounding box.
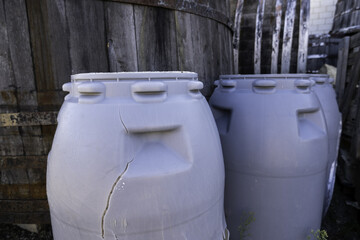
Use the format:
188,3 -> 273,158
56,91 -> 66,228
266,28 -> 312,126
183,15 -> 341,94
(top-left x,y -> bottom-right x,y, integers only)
219,74 -> 310,80
71,71 -> 198,82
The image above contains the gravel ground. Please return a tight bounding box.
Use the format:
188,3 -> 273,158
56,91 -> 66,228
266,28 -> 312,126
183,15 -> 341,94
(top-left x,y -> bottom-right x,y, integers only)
0,182 -> 359,240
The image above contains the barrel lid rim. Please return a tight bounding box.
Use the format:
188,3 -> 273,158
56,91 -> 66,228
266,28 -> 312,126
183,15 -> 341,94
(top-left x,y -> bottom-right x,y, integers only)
219,74 -> 311,80
71,71 -> 198,81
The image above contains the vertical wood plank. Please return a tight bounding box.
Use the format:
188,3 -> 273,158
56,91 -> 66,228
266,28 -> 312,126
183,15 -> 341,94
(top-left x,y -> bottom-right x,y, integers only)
233,0 -> 244,74
297,0 -> 310,73
271,0 -> 283,73
175,12 -> 216,97
4,0 -> 37,111
254,0 -> 266,74
336,36 -> 350,103
65,0 -> 108,73
340,51 -> 360,121
0,0 -> 17,113
134,5 -> 178,71
104,2 -> 138,72
26,0 -> 71,92
219,23 -> 234,75
281,0 -> 296,73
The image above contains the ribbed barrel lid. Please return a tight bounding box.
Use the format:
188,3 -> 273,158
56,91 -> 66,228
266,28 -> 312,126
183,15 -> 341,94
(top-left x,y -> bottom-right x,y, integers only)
71,71 -> 198,82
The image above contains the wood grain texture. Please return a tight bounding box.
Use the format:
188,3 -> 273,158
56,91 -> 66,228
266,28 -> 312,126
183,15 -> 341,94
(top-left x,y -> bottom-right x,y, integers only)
340,51 -> 360,122
0,183 -> 46,199
0,211 -> 50,224
105,2 -> 138,71
3,0 -> 37,110
134,5 -> 178,71
254,0 -> 265,74
233,0 -> 244,74
0,112 -> 58,127
0,200 -> 49,213
281,0 -> 296,73
336,36 -> 350,102
65,0 -> 109,73
297,0 -> 309,73
26,0 -> 70,92
271,0 -> 282,73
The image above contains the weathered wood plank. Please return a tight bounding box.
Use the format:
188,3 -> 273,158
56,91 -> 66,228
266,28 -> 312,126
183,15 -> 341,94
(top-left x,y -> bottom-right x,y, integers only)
297,0 -> 309,73
271,0 -> 283,73
0,136 -> 24,156
0,112 -> 58,127
0,0 -> 16,100
0,183 -> 47,199
0,156 -> 47,169
336,36 -> 350,102
0,200 -> 49,213
0,211 -> 50,224
1,168 -> 46,185
104,0 -> 231,28
238,1 -> 258,74
37,91 -> 66,111
175,11 -> 192,72
134,5 -> 178,71
340,51 -> 360,122
219,23 -> 234,75
26,0 -> 71,91
65,0 -> 108,73
3,0 -> 37,110
175,11 -> 218,97
350,31 -> 360,49
233,0 -> 244,74
105,2 -> 138,72
254,0 -> 265,74
281,0 -> 296,73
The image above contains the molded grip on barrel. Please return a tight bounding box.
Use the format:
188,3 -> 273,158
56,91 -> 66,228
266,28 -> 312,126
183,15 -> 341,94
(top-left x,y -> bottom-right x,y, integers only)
252,80 -> 276,93
295,79 -> 311,92
312,77 -> 326,84
62,83 -> 73,101
131,82 -> 167,103
221,80 -> 236,90
77,82 -> 106,104
62,83 -> 72,92
188,81 -> 203,98
297,107 -> 327,140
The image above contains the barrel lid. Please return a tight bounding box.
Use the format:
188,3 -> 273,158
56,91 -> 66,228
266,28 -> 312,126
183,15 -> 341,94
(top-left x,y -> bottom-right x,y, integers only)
219,74 -> 310,80
309,75 -> 331,84
71,71 -> 198,82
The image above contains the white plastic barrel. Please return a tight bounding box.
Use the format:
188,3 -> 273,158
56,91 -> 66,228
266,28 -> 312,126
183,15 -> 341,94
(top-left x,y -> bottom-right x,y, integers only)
310,75 -> 342,216
220,74 -> 342,216
47,72 -> 227,240
210,76 -> 328,240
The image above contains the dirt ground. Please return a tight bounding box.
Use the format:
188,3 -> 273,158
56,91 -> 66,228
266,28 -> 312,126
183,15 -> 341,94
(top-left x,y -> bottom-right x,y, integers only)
0,182 -> 359,240
322,182 -> 360,240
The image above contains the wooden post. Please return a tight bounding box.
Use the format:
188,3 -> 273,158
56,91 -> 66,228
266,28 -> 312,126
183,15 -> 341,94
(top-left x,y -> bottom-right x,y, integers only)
297,0 -> 310,73
271,0 -> 283,74
340,51 -> 360,122
281,0 -> 296,73
254,0 -> 266,74
336,36 -> 350,103
233,0 -> 244,74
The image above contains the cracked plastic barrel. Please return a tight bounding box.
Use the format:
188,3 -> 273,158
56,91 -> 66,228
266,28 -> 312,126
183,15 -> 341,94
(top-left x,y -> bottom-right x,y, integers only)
47,72 -> 227,240
209,76 -> 328,240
